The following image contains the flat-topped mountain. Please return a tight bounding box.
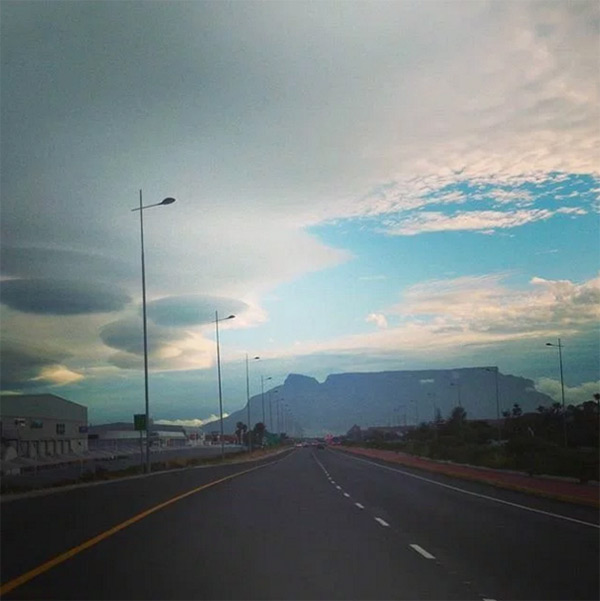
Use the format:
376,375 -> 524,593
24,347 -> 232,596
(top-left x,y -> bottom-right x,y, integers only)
218,368 -> 554,437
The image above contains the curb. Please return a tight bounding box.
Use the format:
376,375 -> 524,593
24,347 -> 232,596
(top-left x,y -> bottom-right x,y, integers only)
338,447 -> 600,509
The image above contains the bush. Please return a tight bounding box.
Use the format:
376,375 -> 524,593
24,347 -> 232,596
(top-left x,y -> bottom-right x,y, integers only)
504,437 -> 599,481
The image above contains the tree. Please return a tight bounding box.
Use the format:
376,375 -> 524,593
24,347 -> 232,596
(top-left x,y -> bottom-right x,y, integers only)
449,406 -> 467,424
235,421 -> 245,445
253,422 -> 266,447
511,403 -> 523,418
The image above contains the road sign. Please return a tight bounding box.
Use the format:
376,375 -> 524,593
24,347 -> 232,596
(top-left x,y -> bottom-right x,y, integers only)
134,414 -> 146,431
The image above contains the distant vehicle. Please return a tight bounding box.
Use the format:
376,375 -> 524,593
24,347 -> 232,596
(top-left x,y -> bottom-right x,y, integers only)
317,443 -> 325,449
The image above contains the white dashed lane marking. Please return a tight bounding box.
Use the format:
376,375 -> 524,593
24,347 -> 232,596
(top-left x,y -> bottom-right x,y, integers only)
355,503 -> 365,509
374,517 -> 390,527
410,544 -> 435,559
343,492 -> 350,498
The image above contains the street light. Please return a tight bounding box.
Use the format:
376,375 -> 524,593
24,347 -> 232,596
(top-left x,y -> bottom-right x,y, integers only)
261,375 -> 272,425
270,389 -> 279,432
215,311 -> 235,461
131,190 -> 176,474
484,367 -> 501,441
427,392 -> 438,440
410,400 -> 419,425
546,339 -> 567,447
245,354 -> 260,451
450,381 -> 462,407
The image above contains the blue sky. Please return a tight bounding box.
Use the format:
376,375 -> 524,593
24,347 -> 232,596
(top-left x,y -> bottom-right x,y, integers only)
1,1 -> 598,426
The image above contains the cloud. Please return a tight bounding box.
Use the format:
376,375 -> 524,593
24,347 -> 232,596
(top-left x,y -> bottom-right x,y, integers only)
263,273 -> 600,359
100,316 -> 215,371
33,365 -> 84,386
366,313 -> 388,329
0,339 -> 76,390
1,279 -> 131,315
358,275 -> 388,281
399,273 -> 600,333
147,295 -> 249,327
0,247 -> 134,281
535,378 -> 600,406
155,414 -> 229,428
380,207 -> 586,236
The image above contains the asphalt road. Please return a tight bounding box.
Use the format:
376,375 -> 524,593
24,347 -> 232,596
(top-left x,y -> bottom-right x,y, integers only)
1,447 -> 598,600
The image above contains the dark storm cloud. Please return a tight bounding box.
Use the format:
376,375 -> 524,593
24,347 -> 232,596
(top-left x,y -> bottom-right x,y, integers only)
100,317 -> 181,356
0,339 -> 69,390
0,247 -> 134,281
1,279 -> 131,315
146,295 -> 249,327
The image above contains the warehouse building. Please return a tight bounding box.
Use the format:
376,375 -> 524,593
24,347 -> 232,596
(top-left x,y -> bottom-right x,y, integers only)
0,394 -> 88,461
88,422 -> 190,451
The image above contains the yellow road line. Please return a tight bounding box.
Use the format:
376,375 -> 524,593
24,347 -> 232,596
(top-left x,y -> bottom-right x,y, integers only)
0,459 -> 278,596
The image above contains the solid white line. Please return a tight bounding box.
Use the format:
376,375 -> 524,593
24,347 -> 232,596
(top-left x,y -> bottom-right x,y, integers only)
374,517 -> 390,527
343,492 -> 350,498
355,503 -> 365,509
482,598 -> 497,601
335,452 -> 600,529
410,544 -> 435,559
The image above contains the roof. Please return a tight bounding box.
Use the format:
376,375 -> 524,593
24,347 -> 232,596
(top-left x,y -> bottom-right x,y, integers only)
0,394 -> 87,421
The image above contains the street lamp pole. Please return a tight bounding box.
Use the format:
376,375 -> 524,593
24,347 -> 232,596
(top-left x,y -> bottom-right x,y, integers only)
261,376 -> 271,425
132,190 -> 176,474
215,312 -> 235,461
494,367 -> 501,441
546,339 -> 567,447
410,400 -> 419,425
269,389 -> 278,432
483,367 -> 501,441
245,354 -> 259,451
451,381 -> 461,407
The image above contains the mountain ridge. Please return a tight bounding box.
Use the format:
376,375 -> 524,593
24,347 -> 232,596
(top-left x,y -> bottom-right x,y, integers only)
215,368 -> 554,437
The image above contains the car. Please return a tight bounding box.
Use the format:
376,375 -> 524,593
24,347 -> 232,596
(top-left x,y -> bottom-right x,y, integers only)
317,443 -> 325,449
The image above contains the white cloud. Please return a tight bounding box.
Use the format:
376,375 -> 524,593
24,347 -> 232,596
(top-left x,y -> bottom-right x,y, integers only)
33,365 -> 84,386
535,378 -> 600,406
1,0 -> 598,397
366,313 -> 388,329
381,209 -> 559,236
358,275 -> 388,281
263,273 -> 600,359
399,273 -> 600,332
155,414 -> 228,428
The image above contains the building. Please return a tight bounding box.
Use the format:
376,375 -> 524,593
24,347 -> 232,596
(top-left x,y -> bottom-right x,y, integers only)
88,422 -> 189,451
0,394 -> 88,461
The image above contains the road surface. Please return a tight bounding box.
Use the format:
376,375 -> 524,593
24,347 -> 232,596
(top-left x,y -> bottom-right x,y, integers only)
1,447 -> 598,600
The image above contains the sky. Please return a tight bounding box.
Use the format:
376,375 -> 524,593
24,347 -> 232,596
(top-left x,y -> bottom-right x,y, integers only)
1,0 -> 598,427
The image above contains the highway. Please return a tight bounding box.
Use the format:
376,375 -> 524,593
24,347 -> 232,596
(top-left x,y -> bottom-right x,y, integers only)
1,447 -> 598,600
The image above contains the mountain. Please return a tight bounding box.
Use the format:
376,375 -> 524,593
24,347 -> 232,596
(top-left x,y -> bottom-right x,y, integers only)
216,368 -> 554,437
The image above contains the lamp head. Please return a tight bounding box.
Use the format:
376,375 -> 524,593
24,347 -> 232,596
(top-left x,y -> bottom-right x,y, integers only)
160,197 -> 176,205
